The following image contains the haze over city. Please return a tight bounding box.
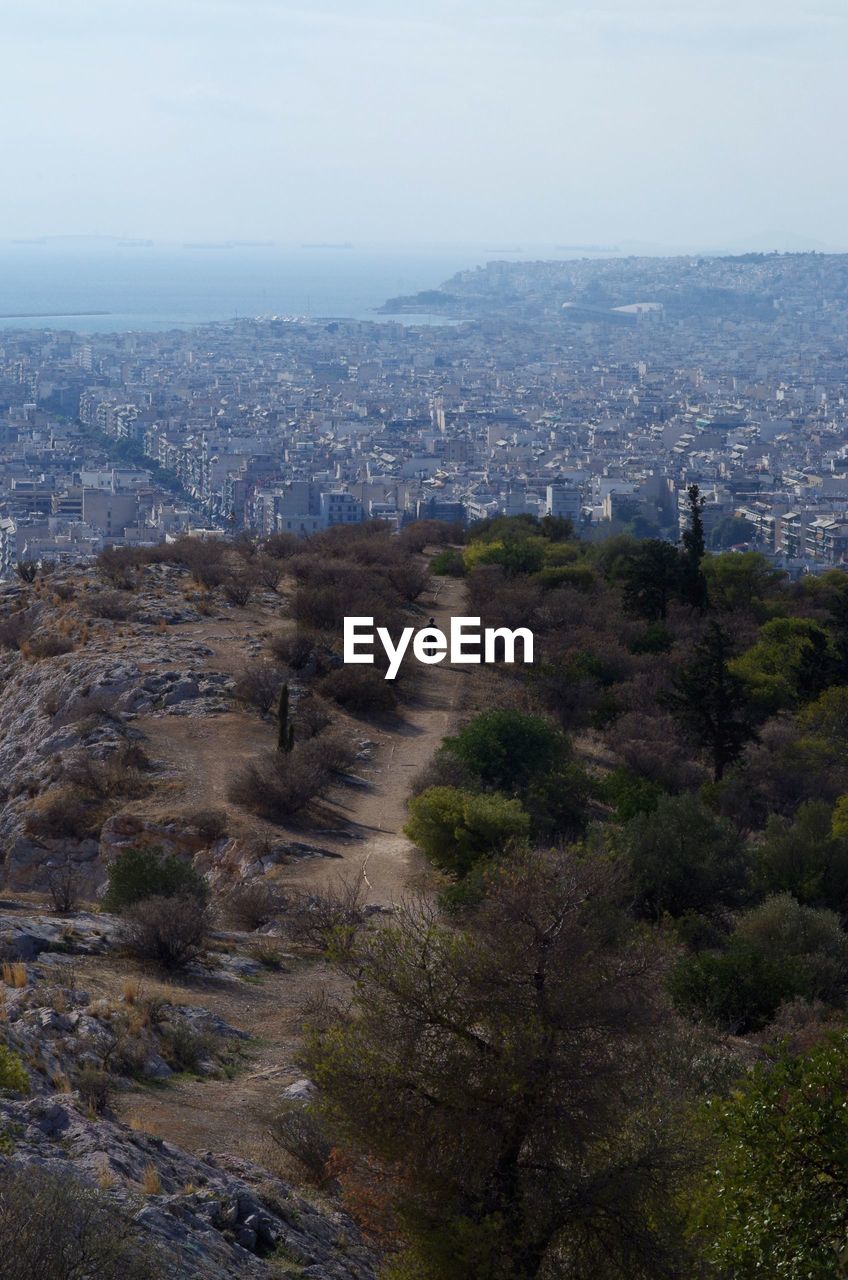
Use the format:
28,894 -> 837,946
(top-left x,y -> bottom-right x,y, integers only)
3,0 -> 846,250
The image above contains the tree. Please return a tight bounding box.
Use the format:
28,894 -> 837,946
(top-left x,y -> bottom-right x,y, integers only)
665,622 -> 757,780
305,849 -> 705,1280
709,513 -> 756,549
444,710 -> 567,794
702,551 -> 784,612
277,681 -> 295,752
690,1035 -> 848,1279
679,484 -> 708,610
732,617 -> 836,714
758,799 -> 848,913
620,539 -> 681,620
404,786 -> 530,878
620,792 -> 750,920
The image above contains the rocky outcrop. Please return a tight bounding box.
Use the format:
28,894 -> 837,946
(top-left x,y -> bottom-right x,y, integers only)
0,1096 -> 379,1278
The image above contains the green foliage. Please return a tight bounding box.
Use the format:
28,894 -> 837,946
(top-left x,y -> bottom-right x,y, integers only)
102,845 -> 209,913
702,551 -> 784,612
732,616 -> 835,713
680,484 -> 708,610
404,786 -> 530,878
690,1035 -> 848,1278
799,685 -> 848,762
602,767 -> 664,822
620,539 -> 681,620
0,1044 -> 28,1094
430,548 -> 466,577
708,513 -> 756,549
620,792 -> 750,920
671,894 -> 848,1031
444,709 -> 566,794
464,536 -> 545,577
533,563 -> 595,591
628,621 -> 673,654
665,622 -> 758,781
758,799 -> 848,912
304,849 -> 704,1280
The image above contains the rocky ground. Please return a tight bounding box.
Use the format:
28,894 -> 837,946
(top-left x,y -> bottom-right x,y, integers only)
0,555 -> 469,1277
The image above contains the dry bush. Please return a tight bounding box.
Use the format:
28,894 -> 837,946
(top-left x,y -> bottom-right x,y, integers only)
283,870 -> 368,955
24,784 -> 102,840
261,531 -> 300,559
23,632 -> 76,659
97,546 -> 141,589
181,807 -> 228,845
398,519 -> 462,552
269,628 -> 327,674
82,590 -> 136,621
234,661 -> 282,714
48,861 -> 80,914
75,1065 -> 114,1114
251,556 -> 285,592
223,880 -> 283,930
318,666 -> 398,716
52,581 -> 76,602
121,894 -> 210,969
303,730 -> 356,775
270,1104 -> 333,1186
61,745 -> 151,802
295,693 -> 333,739
0,609 -> 37,650
0,1163 -> 163,1280
228,744 -> 330,820
15,560 -> 38,583
222,574 -> 253,606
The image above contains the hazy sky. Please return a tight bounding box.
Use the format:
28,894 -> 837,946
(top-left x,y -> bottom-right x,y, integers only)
2,0 -> 845,249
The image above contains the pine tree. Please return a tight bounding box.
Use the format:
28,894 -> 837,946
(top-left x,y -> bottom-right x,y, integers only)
680,484 -> 708,611
665,622 -> 757,781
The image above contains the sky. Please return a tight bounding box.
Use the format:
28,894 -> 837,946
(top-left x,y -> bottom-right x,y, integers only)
1,0 -> 845,250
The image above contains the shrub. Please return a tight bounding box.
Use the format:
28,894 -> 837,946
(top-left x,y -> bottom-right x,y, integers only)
294,694 -> 333,739
444,709 -> 567,793
0,610 -> 36,650
430,548 -> 466,576
222,574 -> 253,606
251,556 -> 285,592
0,1045 -> 28,1093
228,744 -> 329,819
224,880 -> 283,930
757,799 -> 848,912
75,1065 -> 114,1114
269,627 -> 324,672
318,666 -> 398,716
82,591 -> 135,621
601,767 -> 664,822
48,861 -> 80,914
159,1022 -> 218,1072
24,632 -> 75,659
671,894 -> 848,1032
234,661 -> 281,714
404,786 -> 531,878
102,846 -> 209,913
283,872 -> 368,955
620,793 -> 751,921
121,894 -> 210,969
270,1105 -> 333,1186
15,559 -> 38,583
181,808 -> 228,845
0,1164 -> 163,1280
24,784 -> 101,841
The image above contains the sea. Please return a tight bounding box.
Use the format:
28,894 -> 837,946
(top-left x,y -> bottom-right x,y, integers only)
0,241 -> 612,335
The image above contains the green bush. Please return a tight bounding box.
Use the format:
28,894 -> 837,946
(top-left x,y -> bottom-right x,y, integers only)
670,894 -> 848,1032
444,709 -> 566,794
430,548 -> 466,577
102,846 -> 209,913
0,1045 -> 28,1094
757,799 -> 848,912
404,786 -> 530,878
690,1034 -> 848,1278
620,792 -> 750,921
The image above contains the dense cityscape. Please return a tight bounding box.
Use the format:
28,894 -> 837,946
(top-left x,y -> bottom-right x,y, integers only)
5,250 -> 848,573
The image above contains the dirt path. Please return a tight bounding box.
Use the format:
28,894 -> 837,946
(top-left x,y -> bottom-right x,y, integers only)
111,572 -> 468,1162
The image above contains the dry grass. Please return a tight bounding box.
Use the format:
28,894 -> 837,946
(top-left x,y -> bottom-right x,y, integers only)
121,978 -> 142,1005
140,1164 -> 162,1195
2,962 -> 26,988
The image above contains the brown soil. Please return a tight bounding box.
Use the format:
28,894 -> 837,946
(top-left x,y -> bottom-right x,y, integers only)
105,572 -> 469,1164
